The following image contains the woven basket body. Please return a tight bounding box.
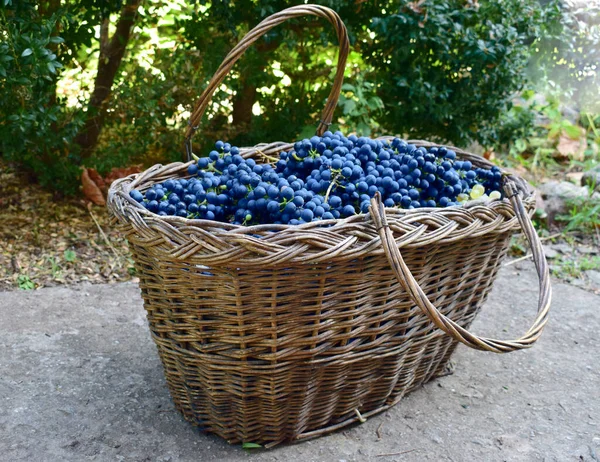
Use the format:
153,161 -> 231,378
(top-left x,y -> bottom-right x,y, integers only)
107,5 -> 550,447
108,141 -> 540,445
132,232 -> 506,442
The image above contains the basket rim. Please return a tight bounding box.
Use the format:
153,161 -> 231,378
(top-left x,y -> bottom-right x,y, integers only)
106,139 -> 535,264
108,139 -> 534,225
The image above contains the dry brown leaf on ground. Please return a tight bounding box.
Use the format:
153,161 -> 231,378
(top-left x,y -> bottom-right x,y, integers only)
87,168 -> 107,194
556,132 -> 586,161
104,165 -> 142,188
82,169 -> 106,205
483,149 -> 495,161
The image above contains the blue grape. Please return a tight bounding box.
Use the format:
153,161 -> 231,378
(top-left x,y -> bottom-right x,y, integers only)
135,132 -> 501,225
301,209 -> 314,222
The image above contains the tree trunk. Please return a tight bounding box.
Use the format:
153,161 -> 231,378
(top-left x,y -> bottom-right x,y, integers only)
230,40 -> 280,134
74,0 -> 141,159
231,75 -> 258,130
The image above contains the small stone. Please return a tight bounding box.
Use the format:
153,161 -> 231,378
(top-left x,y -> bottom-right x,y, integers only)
562,105 -> 580,124
537,181 -> 600,224
578,245 -> 598,255
542,245 -> 559,259
551,243 -> 573,254
538,181 -> 590,201
585,270 -> 600,287
570,278 -> 586,288
566,172 -> 584,183
581,166 -> 600,192
431,434 -> 443,444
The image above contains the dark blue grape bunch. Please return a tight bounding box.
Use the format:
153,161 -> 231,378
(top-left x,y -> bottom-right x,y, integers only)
128,132 -> 504,225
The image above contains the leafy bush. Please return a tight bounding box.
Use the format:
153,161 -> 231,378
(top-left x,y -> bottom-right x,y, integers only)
336,69 -> 384,137
498,2 -> 600,171
366,0 -> 550,147
90,50 -> 200,174
528,2 -> 600,115
0,3 -> 83,194
1,0 -> 574,196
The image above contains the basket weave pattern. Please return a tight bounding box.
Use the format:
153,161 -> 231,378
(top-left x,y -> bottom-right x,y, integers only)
107,5 -> 550,446
109,142 -> 540,445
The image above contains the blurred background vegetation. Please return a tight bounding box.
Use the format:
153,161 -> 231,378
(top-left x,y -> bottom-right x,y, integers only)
1,0 -> 599,196
2,0 -> 600,291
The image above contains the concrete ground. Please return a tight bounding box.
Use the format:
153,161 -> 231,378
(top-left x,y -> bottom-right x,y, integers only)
0,264 -> 598,462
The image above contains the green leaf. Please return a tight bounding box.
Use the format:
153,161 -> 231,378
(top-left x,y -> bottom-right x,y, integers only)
563,124 -> 581,140
357,121 -> 371,136
242,443 -> 262,449
64,249 -> 76,262
367,96 -> 384,110
17,275 -> 35,290
298,125 -> 317,139
547,126 -> 560,139
514,138 -> 527,153
21,48 -> 33,57
47,62 -> 56,74
343,99 -> 356,115
49,36 -> 65,44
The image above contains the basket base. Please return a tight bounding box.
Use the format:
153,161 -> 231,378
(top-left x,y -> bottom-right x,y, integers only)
161,327 -> 464,446
292,350 -> 457,447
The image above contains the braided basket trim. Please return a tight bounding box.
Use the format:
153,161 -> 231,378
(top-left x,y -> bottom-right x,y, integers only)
107,140 -> 534,266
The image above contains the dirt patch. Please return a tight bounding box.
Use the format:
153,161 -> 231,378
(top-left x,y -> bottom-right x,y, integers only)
0,161 -> 134,291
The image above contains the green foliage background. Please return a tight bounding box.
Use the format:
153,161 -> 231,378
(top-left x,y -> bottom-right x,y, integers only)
1,0 -> 597,194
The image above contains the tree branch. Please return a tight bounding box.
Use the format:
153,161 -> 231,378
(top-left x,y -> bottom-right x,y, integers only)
75,0 -> 142,158
99,18 -> 110,58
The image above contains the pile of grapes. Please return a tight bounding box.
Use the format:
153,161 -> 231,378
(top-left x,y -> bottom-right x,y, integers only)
129,131 -> 504,225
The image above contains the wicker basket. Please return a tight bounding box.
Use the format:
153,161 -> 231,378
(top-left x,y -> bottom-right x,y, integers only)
107,5 -> 551,447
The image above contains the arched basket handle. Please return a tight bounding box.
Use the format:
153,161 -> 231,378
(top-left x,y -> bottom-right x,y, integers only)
369,182 -> 551,354
185,4 -> 350,157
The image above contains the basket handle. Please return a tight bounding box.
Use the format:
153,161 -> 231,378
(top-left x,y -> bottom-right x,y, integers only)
184,4 -> 350,155
369,182 -> 551,354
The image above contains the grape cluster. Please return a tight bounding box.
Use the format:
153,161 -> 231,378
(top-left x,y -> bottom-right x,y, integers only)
129,132 -> 504,225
